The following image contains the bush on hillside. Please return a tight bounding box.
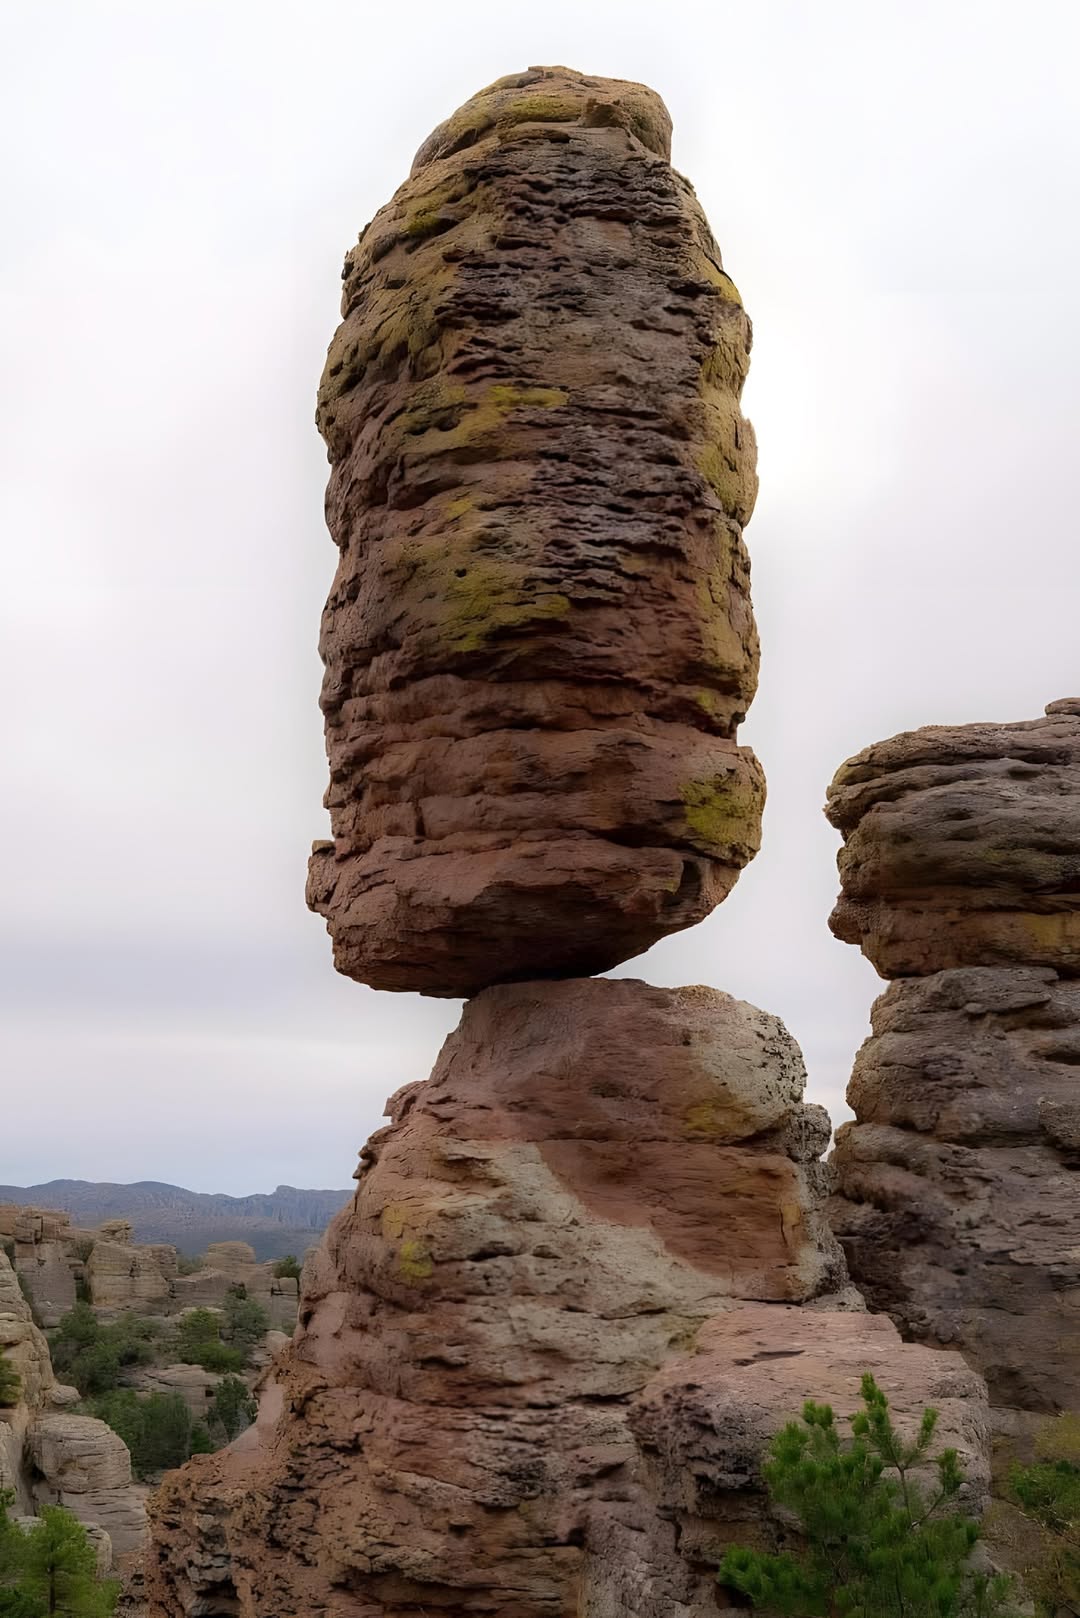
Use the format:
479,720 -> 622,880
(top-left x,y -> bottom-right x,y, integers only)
174,1310 -> 243,1375
272,1255 -> 301,1281
206,1377 -> 256,1445
717,1373 -> 1018,1618
221,1291 -> 268,1357
49,1307 -> 161,1398
1006,1413 -> 1080,1615
84,1390 -> 196,1480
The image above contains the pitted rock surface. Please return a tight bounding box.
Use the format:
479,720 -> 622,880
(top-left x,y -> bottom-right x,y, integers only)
830,965 -> 1080,1412
145,979 -> 871,1617
827,703 -> 1080,1415
825,702 -> 1080,979
308,65 -> 764,996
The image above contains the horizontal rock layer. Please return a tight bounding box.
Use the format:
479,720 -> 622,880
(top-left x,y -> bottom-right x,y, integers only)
825,702 -> 1080,978
308,66 -> 764,996
830,965 -> 1080,1412
146,977 -> 888,1616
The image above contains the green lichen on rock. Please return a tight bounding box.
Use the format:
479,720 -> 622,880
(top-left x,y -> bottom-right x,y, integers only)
397,1238 -> 434,1282
680,773 -> 763,856
497,93 -> 584,127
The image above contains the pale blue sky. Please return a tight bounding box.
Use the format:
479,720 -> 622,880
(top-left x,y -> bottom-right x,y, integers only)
2,0 -> 1077,1190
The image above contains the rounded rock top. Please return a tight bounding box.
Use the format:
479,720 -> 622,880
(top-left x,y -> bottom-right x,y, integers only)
410,64 -> 673,174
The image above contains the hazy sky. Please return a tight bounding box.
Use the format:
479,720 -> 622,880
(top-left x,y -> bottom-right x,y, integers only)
2,1 -> 1077,1193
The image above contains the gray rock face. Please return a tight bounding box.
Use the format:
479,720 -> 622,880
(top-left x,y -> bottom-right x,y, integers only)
827,703 -> 1080,1414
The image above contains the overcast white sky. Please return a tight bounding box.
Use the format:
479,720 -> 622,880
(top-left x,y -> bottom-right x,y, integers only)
2,0 -> 1077,1193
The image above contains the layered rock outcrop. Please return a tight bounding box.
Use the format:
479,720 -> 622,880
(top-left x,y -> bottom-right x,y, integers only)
306,65 -> 765,997
827,702 -> 1080,1413
147,982 -> 992,1617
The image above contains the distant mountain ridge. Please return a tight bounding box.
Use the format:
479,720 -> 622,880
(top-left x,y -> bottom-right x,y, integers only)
0,1178 -> 353,1260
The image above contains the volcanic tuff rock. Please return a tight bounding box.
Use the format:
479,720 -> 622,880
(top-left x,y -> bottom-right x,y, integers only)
307,65 -> 764,997
827,702 -> 1080,1414
146,980 -> 927,1618
825,702 -> 1080,978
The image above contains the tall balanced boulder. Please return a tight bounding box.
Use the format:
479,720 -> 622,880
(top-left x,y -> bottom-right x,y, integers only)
306,65 -> 764,997
827,701 -> 1080,1412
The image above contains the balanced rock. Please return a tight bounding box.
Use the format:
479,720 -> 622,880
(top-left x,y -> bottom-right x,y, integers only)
825,702 -> 1080,978
827,704 -> 1080,1413
307,65 -> 765,996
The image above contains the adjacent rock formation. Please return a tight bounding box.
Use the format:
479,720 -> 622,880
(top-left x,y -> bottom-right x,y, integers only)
827,702 -> 1080,1413
826,701 -> 1080,979
0,1251 -> 147,1565
306,65 -> 765,997
147,981 -> 995,1617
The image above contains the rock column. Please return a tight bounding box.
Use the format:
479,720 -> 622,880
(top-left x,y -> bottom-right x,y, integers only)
827,700 -> 1080,1413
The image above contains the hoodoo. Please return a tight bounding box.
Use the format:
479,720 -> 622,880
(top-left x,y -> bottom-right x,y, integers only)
827,701 -> 1080,1413
305,64 -> 764,998
145,70 -> 993,1617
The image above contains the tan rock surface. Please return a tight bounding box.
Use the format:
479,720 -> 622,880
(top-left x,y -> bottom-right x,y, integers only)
825,701 -> 1080,978
308,65 -> 765,996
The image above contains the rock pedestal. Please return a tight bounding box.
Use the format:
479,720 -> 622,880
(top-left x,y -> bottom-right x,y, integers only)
827,702 -> 1080,1412
306,65 -> 765,998
147,982 -> 990,1617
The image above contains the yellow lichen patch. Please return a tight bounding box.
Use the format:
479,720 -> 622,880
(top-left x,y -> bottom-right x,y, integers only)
696,401 -> 758,524
692,248 -> 744,305
695,555 -> 753,680
443,493 -> 474,521
397,1238 -> 434,1282
684,1099 -> 735,1139
403,173 -> 480,240
497,93 -> 584,127
680,773 -> 763,856
402,381 -> 568,460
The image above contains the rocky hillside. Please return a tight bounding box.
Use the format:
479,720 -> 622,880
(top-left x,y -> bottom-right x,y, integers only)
0,1181 -> 351,1259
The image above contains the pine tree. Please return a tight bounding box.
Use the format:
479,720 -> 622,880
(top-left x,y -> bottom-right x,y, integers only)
17,1508 -> 117,1617
718,1374 -> 1018,1618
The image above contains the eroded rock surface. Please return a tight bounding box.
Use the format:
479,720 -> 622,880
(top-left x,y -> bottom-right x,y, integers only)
307,65 -> 765,996
827,703 -> 1080,1413
139,979 -> 985,1618
825,702 -> 1080,978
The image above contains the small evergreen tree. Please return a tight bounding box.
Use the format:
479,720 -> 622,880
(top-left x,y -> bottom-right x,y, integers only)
9,1506 -> 117,1617
717,1374 -> 1017,1618
272,1255 -> 301,1281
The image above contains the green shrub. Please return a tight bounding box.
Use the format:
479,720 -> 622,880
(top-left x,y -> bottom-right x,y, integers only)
1006,1413 -> 1080,1615
174,1310 -> 244,1374
0,1356 -> 20,1409
221,1291 -> 268,1358
717,1373 -> 1018,1618
206,1377 -> 256,1445
175,1254 -> 204,1277
49,1307 -> 161,1398
272,1255 -> 301,1281
86,1389 -> 203,1479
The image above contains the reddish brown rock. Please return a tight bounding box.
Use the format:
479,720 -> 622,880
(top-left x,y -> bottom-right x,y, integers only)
827,702 -> 1080,1416
825,702 -> 1080,979
145,978 -> 877,1617
308,65 -> 764,996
